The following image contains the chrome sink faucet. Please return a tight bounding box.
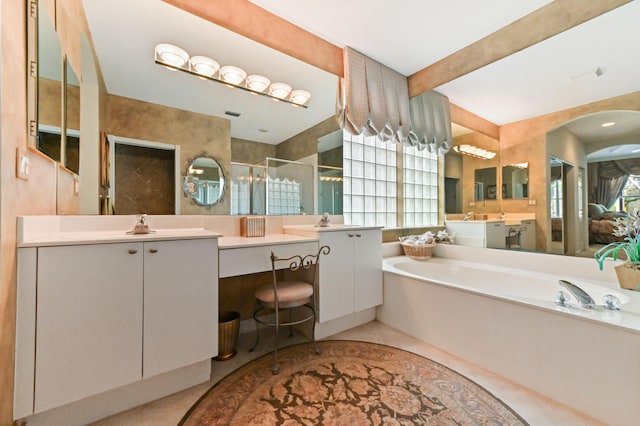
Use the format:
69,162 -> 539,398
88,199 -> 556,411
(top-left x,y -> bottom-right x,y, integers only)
557,280 -> 596,309
462,212 -> 474,221
499,212 -> 506,219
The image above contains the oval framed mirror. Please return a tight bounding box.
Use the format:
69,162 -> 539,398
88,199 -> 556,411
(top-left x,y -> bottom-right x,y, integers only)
183,155 -> 226,208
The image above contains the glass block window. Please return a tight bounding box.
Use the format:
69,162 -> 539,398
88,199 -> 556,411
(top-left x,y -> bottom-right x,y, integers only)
403,145 -> 439,227
343,133 -> 397,227
267,177 -> 301,215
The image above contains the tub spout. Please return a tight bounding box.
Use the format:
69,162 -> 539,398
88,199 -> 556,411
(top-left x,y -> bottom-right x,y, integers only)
558,280 -> 596,309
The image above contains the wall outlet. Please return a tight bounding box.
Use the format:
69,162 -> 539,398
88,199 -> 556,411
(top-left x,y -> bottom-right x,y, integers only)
16,148 -> 30,180
469,201 -> 475,207
74,176 -> 80,195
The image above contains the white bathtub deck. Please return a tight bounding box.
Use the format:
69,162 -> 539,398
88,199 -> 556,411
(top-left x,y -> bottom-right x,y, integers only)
378,243 -> 640,426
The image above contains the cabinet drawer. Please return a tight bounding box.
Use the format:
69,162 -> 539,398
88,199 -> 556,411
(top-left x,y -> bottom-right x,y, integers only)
219,241 -> 318,277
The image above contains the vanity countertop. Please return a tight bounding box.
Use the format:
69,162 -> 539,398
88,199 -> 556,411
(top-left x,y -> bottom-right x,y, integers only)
444,219 -> 504,224
17,228 -> 221,248
218,234 -> 318,249
283,224 -> 383,233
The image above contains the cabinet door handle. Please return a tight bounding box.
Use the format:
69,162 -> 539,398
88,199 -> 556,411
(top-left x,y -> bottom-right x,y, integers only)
348,233 -> 354,238
128,249 -> 138,254
355,233 -> 362,238
149,248 -> 158,253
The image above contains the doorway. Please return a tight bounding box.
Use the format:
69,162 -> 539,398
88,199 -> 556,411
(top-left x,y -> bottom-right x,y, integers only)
444,177 -> 461,213
111,137 -> 180,215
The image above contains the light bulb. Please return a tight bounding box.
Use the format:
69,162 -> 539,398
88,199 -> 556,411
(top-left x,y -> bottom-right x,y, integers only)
219,65 -> 247,85
246,75 -> 270,92
189,56 -> 219,77
290,89 -> 311,105
269,82 -> 292,99
155,43 -> 189,68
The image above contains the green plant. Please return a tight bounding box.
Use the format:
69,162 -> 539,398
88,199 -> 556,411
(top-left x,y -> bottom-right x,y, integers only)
594,209 -> 640,270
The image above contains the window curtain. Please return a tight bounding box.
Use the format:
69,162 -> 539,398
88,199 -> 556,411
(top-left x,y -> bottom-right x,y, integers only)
336,47 -> 451,154
588,159 -> 640,208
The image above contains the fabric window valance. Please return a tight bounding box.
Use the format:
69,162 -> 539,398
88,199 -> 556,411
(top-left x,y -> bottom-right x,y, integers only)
337,46 -> 451,154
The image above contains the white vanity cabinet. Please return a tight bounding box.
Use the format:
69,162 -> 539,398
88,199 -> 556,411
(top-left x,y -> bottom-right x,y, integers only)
284,226 -> 382,323
34,243 -> 144,413
518,219 -> 536,250
15,236 -> 218,417
142,239 -> 218,378
446,221 -> 506,249
485,221 -> 506,248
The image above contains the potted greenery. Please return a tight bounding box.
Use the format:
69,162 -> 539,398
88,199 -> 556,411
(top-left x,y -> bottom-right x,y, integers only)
594,208 -> 640,290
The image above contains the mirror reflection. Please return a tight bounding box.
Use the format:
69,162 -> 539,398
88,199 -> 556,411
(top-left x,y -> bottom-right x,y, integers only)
549,157 -> 568,254
317,129 -> 343,215
445,124 -> 500,212
474,167 -> 497,201
36,1 -> 63,161
65,58 -> 80,174
501,163 -> 528,199
184,156 -> 226,208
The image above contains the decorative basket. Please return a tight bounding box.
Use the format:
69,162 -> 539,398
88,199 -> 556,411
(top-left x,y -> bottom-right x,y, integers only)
401,242 -> 435,261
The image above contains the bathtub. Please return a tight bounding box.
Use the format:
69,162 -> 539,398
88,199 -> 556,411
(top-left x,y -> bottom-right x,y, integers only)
378,244 -> 640,426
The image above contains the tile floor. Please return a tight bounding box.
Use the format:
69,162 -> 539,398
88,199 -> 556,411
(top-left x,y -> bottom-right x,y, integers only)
92,321 -> 603,425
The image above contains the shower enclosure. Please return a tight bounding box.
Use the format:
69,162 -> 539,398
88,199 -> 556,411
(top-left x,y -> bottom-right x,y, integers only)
318,165 -> 343,215
231,158 -> 314,215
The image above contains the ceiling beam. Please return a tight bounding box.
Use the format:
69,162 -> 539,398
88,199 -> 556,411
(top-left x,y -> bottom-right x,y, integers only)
161,0 -> 343,77
450,104 -> 500,140
408,0 -> 632,97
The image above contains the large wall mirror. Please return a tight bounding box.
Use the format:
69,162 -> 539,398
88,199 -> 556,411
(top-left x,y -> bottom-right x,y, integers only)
474,167 -> 497,201
65,57 -> 80,174
501,163 -> 528,199
28,0 -> 80,174
80,0 -> 337,216
33,1 -> 63,160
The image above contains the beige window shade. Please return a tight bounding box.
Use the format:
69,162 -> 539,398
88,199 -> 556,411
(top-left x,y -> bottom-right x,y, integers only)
337,47 -> 411,144
337,46 -> 451,155
409,90 -> 452,155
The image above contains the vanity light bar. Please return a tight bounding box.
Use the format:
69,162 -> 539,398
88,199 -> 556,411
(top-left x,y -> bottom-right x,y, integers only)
452,144 -> 496,160
154,43 -> 310,108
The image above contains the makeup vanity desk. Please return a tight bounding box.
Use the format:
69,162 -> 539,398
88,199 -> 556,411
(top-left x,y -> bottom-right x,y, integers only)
217,234 -> 319,278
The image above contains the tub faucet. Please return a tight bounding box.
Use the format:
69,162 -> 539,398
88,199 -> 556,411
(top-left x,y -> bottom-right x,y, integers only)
463,212 -> 474,221
558,280 -> 596,309
499,212 -> 506,219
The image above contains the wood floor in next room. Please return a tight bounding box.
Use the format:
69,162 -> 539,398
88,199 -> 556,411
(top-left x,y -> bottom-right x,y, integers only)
92,321 -> 603,426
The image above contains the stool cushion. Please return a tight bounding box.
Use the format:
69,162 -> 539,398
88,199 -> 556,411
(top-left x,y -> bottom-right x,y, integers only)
255,280 -> 313,304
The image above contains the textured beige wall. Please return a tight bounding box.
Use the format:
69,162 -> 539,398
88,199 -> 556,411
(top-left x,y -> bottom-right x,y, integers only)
0,0 -> 60,421
57,166 -> 80,214
231,137 -> 276,164
107,94 -> 232,215
276,116 -> 339,161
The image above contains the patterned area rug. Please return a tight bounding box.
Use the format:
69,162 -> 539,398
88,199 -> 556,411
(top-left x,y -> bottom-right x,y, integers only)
180,340 -> 528,425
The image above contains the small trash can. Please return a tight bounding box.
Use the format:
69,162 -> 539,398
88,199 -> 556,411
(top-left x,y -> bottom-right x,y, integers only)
215,311 -> 240,361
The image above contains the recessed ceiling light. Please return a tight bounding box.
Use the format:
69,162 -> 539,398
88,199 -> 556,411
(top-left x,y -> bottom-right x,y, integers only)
601,121 -> 616,127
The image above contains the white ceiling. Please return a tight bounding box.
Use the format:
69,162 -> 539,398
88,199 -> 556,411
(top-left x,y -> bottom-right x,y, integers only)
82,0 -> 337,144
83,0 -> 640,150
